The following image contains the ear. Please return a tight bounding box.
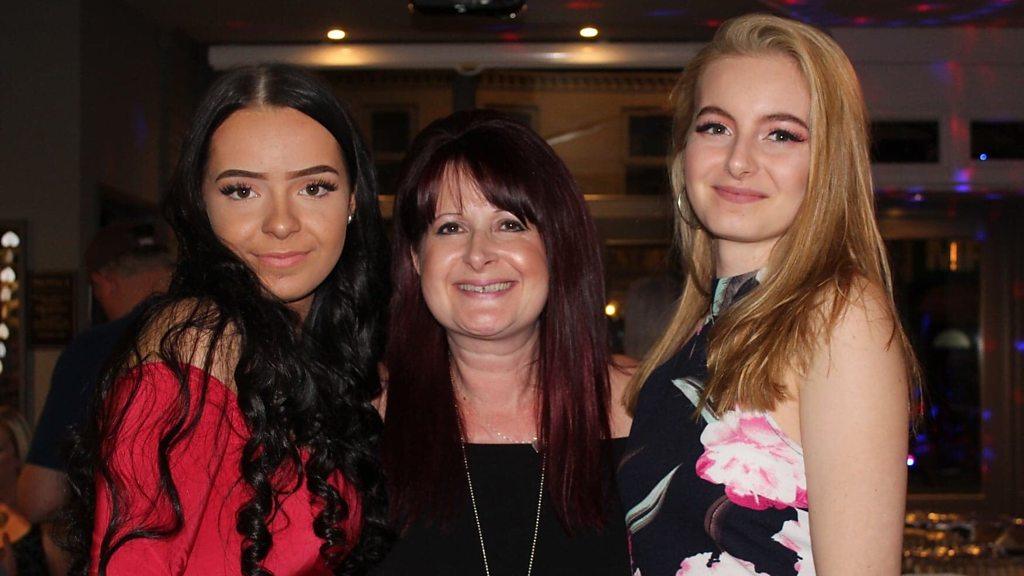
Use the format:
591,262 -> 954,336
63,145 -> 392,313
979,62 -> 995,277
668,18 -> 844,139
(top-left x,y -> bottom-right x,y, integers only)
410,247 -> 421,275
90,271 -> 114,296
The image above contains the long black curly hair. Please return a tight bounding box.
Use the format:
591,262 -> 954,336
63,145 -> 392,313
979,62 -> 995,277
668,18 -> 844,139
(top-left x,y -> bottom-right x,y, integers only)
63,64 -> 392,576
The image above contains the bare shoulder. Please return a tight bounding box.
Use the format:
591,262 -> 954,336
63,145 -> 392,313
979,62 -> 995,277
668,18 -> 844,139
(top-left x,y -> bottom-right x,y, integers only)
134,298 -> 240,388
373,362 -> 389,419
609,354 -> 638,438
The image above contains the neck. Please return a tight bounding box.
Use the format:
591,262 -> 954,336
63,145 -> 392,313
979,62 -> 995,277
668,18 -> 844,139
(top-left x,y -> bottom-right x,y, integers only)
448,328 -> 539,411
714,238 -> 772,278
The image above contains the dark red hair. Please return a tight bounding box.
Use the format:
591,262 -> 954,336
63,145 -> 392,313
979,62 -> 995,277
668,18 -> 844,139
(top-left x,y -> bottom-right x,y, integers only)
383,109 -> 611,531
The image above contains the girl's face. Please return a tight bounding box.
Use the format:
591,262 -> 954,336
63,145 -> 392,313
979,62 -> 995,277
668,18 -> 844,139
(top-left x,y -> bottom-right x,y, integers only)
202,106 -> 355,318
683,54 -> 811,273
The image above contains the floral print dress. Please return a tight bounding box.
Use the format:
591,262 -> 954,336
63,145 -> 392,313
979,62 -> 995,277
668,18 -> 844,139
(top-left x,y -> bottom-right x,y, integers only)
618,271 -> 815,576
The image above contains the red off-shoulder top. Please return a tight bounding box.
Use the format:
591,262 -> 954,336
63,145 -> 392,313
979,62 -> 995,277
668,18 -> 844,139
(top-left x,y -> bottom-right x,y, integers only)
90,363 -> 361,575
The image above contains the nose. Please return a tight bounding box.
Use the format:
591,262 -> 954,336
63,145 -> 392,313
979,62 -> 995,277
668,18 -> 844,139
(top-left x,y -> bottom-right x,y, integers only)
262,194 -> 301,239
463,230 -> 497,270
726,135 -> 757,180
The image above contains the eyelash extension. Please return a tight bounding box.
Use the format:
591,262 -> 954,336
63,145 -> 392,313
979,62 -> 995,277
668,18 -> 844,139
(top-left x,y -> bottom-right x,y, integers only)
771,129 -> 807,143
219,183 -> 252,197
307,178 -> 339,193
694,122 -> 724,134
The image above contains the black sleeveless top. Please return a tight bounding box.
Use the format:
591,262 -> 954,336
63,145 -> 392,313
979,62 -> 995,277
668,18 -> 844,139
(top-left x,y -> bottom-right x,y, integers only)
375,440 -> 630,576
618,271 -> 816,575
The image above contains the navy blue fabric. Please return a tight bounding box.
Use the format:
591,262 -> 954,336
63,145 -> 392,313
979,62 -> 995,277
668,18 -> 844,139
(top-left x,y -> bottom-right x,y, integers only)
617,274 -> 805,576
26,308 -> 138,471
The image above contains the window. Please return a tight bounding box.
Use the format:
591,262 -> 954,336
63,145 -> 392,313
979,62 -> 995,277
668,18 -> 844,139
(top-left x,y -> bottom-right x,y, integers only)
625,111 -> 672,195
871,121 -> 940,163
369,108 -> 415,195
970,120 -> 1024,160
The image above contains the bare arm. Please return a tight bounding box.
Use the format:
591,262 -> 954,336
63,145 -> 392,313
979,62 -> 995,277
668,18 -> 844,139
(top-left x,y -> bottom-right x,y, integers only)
16,464 -> 67,524
800,283 -> 909,575
609,354 -> 637,438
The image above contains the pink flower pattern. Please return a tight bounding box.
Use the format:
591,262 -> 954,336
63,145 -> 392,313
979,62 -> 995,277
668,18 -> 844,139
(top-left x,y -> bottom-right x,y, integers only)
695,410 -> 807,510
676,552 -> 770,575
773,509 -> 816,575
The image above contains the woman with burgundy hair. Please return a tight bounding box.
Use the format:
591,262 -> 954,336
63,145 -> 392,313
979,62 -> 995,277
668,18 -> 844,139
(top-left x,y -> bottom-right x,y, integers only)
376,109 -> 632,575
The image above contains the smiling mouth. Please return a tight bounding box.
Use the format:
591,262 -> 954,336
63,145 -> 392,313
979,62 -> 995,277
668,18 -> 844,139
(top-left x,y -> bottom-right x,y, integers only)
713,186 -> 768,204
457,281 -> 514,294
257,251 -> 309,268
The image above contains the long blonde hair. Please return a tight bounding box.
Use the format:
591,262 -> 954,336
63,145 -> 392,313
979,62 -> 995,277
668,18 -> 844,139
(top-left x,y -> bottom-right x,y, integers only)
625,14 -> 920,415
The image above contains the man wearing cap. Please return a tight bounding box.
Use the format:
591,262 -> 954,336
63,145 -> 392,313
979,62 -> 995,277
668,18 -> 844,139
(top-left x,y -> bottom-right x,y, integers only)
16,223 -> 174,555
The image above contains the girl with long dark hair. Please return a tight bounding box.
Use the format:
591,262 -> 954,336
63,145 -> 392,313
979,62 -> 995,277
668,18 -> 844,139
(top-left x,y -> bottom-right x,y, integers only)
377,110 -> 632,575
65,64 -> 391,576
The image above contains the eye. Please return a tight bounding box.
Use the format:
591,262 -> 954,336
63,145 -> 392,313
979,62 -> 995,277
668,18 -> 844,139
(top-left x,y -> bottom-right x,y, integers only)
219,184 -> 255,200
767,129 -> 806,143
301,179 -> 338,197
498,218 -> 527,232
695,122 -> 728,136
435,221 -> 463,235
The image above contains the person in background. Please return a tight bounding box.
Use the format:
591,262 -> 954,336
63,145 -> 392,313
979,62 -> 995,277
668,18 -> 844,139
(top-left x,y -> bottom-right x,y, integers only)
0,406 -> 47,575
18,224 -> 174,526
378,110 -> 633,575
618,14 -> 920,575
64,64 -> 391,576
16,224 -> 174,576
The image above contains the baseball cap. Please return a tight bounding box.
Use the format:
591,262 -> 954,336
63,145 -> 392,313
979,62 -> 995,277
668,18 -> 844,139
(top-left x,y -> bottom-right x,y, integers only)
84,222 -> 172,275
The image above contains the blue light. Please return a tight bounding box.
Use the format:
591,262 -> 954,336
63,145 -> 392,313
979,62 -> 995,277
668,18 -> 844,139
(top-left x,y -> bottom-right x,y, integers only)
906,454 -> 916,467
1015,340 -> 1024,353
979,153 -> 989,161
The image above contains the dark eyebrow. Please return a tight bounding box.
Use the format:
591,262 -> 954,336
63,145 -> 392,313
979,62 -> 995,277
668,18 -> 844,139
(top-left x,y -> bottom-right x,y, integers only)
286,165 -> 339,179
215,169 -> 266,181
214,165 -> 340,181
695,107 -> 809,131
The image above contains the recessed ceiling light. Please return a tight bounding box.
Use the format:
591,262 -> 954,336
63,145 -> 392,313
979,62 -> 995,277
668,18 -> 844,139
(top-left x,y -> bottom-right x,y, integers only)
327,29 -> 347,41
579,26 -> 599,38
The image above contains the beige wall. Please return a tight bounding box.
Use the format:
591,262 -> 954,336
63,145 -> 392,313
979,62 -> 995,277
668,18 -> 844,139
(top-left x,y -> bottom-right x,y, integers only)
478,71 -> 675,196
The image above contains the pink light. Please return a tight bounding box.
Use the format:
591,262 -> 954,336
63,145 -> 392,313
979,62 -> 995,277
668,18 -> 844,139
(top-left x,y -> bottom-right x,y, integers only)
500,32 -> 521,41
852,16 -> 872,25
566,0 -> 602,9
914,3 -> 939,13
906,454 -> 916,466
704,19 -> 723,27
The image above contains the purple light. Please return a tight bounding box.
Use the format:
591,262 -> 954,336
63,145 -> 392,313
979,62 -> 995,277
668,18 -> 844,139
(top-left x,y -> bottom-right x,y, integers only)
955,184 -> 971,193
982,409 -> 993,422
906,454 -> 916,466
979,153 -> 989,161
1015,340 -> 1024,353
646,8 -> 687,17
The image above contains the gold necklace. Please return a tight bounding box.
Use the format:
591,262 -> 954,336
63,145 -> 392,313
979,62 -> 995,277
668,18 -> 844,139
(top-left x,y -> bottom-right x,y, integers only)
452,365 -> 545,576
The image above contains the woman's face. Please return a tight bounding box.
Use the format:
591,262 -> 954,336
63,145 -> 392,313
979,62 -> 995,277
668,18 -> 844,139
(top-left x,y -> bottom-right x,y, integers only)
683,54 -> 811,272
413,172 -> 549,345
203,106 -> 355,318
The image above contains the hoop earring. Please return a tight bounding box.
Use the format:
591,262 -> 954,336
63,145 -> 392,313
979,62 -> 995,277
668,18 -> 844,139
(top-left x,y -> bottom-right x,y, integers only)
347,213 -> 354,224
